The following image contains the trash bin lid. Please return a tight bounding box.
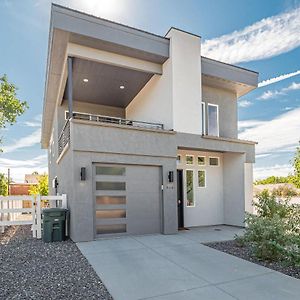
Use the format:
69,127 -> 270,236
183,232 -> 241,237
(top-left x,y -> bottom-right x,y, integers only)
42,208 -> 68,215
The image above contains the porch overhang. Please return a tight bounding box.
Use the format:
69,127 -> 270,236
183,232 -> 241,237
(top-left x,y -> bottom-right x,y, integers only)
201,56 -> 258,97
41,4 -> 170,149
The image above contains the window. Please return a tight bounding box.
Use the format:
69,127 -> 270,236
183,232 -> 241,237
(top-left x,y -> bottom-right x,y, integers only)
177,155 -> 181,164
198,156 -> 205,166
96,166 -> 125,176
209,157 -> 219,166
186,170 -> 194,206
201,102 -> 206,135
198,170 -> 206,187
96,182 -> 126,190
207,104 -> 219,136
186,155 -> 194,165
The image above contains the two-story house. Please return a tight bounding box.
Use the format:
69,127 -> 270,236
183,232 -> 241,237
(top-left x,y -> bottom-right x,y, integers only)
42,4 -> 258,242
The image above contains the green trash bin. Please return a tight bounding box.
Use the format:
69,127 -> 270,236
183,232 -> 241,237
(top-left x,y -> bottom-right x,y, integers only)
42,208 -> 68,242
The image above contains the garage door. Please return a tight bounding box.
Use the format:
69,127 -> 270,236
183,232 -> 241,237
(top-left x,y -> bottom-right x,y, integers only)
94,164 -> 162,236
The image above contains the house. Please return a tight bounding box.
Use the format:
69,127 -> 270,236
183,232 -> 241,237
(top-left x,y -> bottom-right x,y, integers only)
41,4 -> 258,242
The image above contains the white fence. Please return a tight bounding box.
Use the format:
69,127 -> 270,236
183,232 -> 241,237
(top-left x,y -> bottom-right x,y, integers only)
0,194 -> 67,238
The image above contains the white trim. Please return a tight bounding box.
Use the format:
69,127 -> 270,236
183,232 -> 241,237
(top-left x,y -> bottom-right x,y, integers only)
209,156 -> 220,167
186,155 -> 194,165
185,169 -> 195,207
197,156 -> 206,166
67,43 -> 162,75
207,103 -> 219,137
197,169 -> 206,188
201,102 -> 206,135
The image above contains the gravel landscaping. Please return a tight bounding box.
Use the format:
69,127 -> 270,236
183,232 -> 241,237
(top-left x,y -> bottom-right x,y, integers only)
205,239 -> 300,279
0,226 -> 113,300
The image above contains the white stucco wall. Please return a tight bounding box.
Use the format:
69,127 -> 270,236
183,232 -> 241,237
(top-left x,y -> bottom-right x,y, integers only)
177,149 -> 223,227
126,28 -> 202,133
125,59 -> 173,129
167,29 -> 202,135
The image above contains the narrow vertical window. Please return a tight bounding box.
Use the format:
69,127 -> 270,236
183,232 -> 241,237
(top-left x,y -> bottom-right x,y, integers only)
201,102 -> 206,135
198,170 -> 206,187
208,104 -> 219,136
186,170 -> 194,207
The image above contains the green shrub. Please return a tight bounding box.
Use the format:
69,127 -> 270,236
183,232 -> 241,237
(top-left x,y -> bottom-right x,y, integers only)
238,190 -> 300,266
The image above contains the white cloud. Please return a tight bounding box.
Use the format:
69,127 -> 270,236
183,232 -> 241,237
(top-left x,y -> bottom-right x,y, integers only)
0,154 -> 47,183
257,81 -> 300,100
254,164 -> 293,180
202,7 -> 300,64
282,82 -> 300,92
238,119 -> 266,130
23,121 -> 41,127
257,90 -> 285,100
238,100 -> 252,108
258,70 -> 300,88
239,107 -> 300,155
2,128 -> 41,153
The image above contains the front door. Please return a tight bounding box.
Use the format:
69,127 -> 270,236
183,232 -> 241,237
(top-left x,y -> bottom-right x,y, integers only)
177,169 -> 184,228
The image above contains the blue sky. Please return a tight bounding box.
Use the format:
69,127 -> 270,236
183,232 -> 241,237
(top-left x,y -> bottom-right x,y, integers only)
0,0 -> 300,182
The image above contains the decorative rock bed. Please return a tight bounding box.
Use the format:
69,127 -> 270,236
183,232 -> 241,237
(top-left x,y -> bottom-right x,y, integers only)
0,226 -> 113,300
205,240 -> 300,279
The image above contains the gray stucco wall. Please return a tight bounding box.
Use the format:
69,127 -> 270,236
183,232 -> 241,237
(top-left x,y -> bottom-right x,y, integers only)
48,118 -> 253,241
53,120 -> 177,242
176,132 -> 255,163
202,85 -> 238,139
223,152 -> 246,226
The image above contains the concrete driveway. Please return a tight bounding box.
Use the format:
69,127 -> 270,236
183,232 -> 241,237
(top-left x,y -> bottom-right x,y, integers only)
77,226 -> 300,300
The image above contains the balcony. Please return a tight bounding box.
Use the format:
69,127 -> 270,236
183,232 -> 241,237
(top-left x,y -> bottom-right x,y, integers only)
58,112 -> 165,156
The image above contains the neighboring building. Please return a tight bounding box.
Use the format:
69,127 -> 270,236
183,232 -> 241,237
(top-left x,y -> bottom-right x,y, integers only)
9,183 -> 32,196
41,4 -> 258,242
25,174 -> 42,184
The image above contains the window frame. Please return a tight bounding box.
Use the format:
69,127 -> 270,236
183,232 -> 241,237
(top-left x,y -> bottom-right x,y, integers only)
209,156 -> 220,167
207,103 -> 219,137
197,169 -> 206,188
185,169 -> 195,207
186,155 -> 194,165
197,156 -> 206,166
201,102 -> 206,135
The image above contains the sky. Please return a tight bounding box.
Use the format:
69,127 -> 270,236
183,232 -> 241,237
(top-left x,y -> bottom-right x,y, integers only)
0,0 -> 300,182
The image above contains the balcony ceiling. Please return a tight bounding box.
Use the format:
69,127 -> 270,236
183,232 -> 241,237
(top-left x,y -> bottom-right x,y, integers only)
63,58 -> 153,107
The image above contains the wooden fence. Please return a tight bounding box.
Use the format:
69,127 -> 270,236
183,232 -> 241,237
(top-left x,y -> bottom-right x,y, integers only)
0,194 -> 67,238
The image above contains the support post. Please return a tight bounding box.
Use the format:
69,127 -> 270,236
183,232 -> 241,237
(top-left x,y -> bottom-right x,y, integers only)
36,195 -> 42,239
67,57 -> 73,119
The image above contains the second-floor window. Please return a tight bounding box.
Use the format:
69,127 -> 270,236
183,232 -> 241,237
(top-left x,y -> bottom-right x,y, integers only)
207,103 -> 219,136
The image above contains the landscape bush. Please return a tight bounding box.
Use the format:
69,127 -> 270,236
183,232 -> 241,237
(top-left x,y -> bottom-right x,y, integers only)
237,190 -> 300,266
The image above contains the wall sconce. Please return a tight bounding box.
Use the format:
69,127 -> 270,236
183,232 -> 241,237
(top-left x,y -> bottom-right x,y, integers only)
80,167 -> 86,181
168,171 -> 174,183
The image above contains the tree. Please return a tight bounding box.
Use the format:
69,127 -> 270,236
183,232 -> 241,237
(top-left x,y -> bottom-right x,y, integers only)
29,174 -> 49,196
0,173 -> 8,196
292,143 -> 300,188
0,74 -> 28,148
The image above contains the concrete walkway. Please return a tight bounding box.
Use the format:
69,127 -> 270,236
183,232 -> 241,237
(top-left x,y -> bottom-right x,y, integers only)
77,226 -> 300,300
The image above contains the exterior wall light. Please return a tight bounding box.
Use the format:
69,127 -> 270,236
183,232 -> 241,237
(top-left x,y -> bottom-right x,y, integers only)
120,85 -> 125,89
83,78 -> 89,83
80,167 -> 86,181
168,171 -> 174,183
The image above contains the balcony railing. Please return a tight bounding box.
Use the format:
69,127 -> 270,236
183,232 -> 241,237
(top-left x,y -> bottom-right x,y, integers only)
71,112 -> 164,130
58,120 -> 70,156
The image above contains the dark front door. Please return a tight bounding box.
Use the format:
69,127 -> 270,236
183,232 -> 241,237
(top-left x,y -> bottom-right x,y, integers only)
177,170 -> 184,228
